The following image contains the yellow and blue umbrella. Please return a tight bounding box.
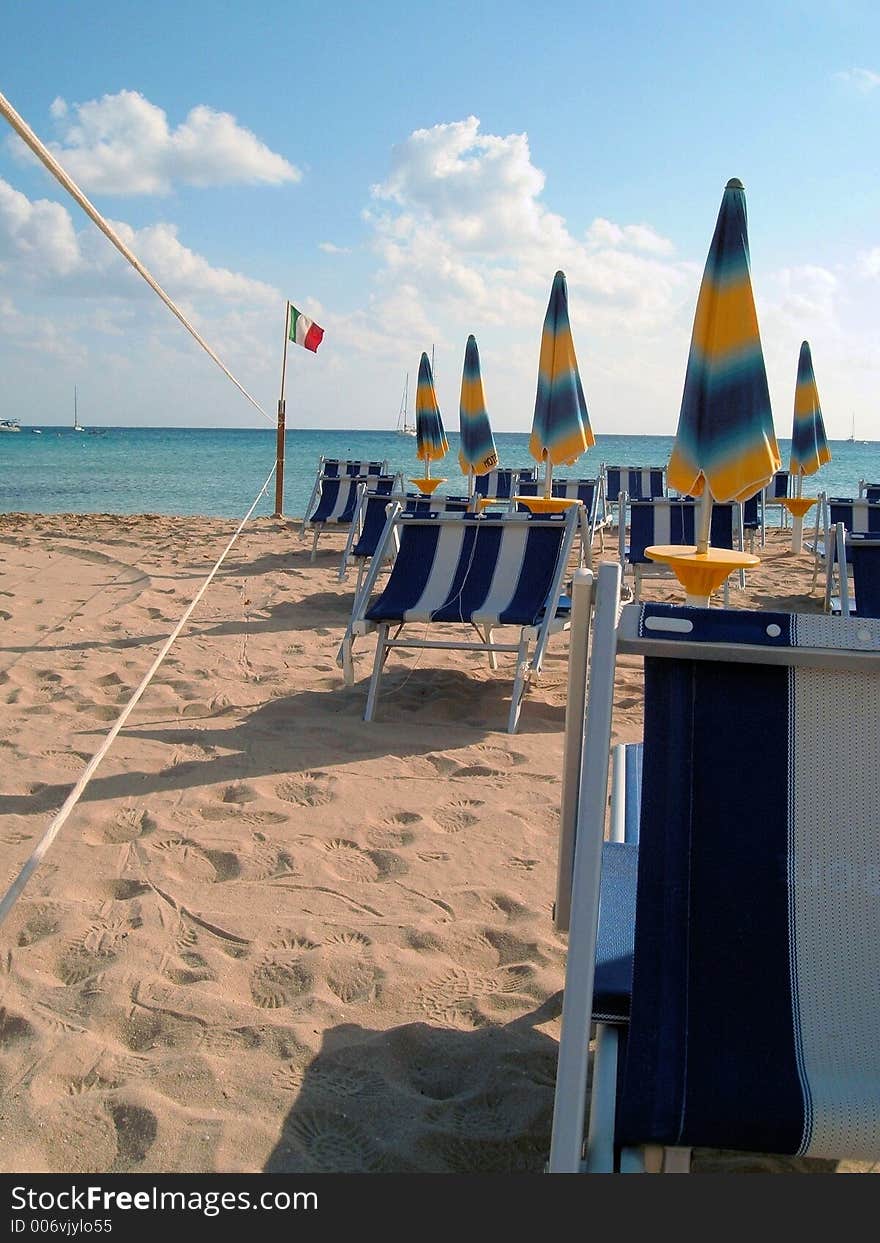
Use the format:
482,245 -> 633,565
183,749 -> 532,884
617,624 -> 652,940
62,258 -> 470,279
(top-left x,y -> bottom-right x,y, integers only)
458,335 -> 498,489
667,178 -> 781,533
529,270 -> 595,495
414,350 -> 449,485
790,340 -> 831,483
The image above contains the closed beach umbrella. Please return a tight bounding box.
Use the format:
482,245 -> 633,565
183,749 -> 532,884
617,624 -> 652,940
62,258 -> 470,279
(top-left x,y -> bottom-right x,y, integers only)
787,340 -> 831,552
414,350 -> 449,486
529,270 -> 595,497
790,340 -> 831,483
458,335 -> 498,492
667,178 -> 781,549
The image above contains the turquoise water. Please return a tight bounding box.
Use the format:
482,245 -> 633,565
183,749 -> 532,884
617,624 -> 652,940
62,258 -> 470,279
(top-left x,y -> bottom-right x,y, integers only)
2,425 -> 878,519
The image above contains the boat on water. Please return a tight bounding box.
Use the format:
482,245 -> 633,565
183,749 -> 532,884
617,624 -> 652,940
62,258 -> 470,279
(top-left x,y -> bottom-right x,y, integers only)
74,386 -> 85,432
0,417 -> 22,432
396,372 -> 416,436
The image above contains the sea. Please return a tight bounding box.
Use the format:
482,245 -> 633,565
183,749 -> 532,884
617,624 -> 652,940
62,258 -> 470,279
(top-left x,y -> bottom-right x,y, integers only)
1,425 -> 878,521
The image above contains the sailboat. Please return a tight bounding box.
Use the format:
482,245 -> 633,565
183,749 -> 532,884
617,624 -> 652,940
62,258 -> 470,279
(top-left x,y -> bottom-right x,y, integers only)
73,386 -> 85,431
396,372 -> 415,436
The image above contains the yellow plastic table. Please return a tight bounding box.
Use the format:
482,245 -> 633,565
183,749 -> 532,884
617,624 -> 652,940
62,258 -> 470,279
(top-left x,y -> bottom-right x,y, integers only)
644,544 -> 760,606
510,496 -> 581,513
409,477 -> 446,495
778,496 -> 816,554
475,495 -> 582,513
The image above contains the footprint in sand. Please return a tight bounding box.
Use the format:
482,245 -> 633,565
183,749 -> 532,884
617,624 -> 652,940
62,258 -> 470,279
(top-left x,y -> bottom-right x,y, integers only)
277,1110 -> 390,1173
433,799 -> 484,833
323,931 -> 380,1005
249,942 -> 316,1010
94,806 -> 156,845
322,840 -> 380,883
276,772 -> 336,808
414,964 -> 537,1029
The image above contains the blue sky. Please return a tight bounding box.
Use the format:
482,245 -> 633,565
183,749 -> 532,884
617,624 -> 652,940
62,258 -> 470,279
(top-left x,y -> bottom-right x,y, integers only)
1,0 -> 878,437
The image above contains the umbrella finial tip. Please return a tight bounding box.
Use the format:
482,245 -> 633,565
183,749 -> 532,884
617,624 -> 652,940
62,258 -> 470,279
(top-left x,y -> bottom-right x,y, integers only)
725,177 -> 745,190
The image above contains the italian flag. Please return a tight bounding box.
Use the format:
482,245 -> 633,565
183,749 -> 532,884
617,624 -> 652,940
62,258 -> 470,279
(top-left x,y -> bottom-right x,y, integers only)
288,304 -> 324,353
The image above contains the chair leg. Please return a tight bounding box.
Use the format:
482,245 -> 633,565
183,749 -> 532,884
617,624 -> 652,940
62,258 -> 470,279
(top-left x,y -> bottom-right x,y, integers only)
584,1023 -> 619,1173
507,634 -> 531,733
310,528 -> 321,562
483,626 -> 498,671
363,624 -> 389,721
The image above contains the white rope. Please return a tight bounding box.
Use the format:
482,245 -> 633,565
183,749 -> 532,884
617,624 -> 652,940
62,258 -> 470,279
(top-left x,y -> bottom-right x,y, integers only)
0,461 -> 277,929
0,90 -> 272,424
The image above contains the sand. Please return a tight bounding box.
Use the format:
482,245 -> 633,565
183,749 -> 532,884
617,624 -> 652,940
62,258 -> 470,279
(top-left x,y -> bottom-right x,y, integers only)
0,512 -> 870,1175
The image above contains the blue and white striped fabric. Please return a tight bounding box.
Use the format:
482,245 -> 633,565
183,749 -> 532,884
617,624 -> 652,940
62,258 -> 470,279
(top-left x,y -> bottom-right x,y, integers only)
604,467 -> 665,503
768,469 -> 791,500
627,498 -> 735,565
551,477 -> 601,508
858,482 -> 880,503
847,535 -> 880,619
616,602 -> 880,1158
364,512 -> 570,626
829,498 -> 880,537
321,459 -> 388,477
742,492 -> 760,531
472,467 -> 537,499
310,474 -> 396,526
351,492 -> 471,561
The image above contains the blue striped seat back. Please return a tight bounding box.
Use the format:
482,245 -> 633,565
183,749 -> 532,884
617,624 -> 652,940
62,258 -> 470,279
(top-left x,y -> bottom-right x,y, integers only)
769,470 -> 791,499
848,535 -> 880,618
605,467 -> 665,502
862,484 -> 880,503
473,467 -> 537,499
742,492 -> 760,529
627,499 -> 734,564
829,498 -> 880,537
310,473 -> 395,524
616,603 -> 880,1158
551,477 -> 600,508
322,458 -> 387,477
364,512 -> 569,626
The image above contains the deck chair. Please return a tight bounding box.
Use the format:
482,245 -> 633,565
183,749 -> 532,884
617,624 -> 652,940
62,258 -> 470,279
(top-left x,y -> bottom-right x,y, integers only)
343,504 -> 580,733
338,487 -> 472,589
549,559 -> 880,1173
820,498 -> 880,610
858,481 -> 880,502
763,468 -> 792,528
301,472 -> 398,561
843,532 -> 880,618
741,491 -> 763,550
499,477 -> 605,570
602,465 -> 666,531
620,495 -> 740,602
301,457 -> 388,537
472,467 -> 538,500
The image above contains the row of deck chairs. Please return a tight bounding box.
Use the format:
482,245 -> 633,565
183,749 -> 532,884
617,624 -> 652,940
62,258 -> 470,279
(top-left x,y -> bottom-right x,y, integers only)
812,490 -> 880,617
548,560 -> 880,1172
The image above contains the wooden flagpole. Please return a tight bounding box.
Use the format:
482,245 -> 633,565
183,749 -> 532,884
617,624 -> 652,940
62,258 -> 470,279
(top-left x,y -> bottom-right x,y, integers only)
273,302 -> 291,518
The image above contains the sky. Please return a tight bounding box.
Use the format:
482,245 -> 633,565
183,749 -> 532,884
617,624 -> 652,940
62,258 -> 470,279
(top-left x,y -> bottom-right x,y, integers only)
0,1 -> 879,439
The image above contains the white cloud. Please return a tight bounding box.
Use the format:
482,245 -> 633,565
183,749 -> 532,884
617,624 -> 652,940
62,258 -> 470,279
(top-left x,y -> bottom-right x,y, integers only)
0,177 -> 276,305
8,91 -> 301,195
319,241 -> 351,254
857,247 -> 880,278
835,67 -> 880,93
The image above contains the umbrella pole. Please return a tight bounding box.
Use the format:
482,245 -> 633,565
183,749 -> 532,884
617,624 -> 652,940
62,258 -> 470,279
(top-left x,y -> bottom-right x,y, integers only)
273,301 -> 291,518
791,472 -> 805,554
544,457 -> 553,500
696,489 -> 713,556
468,468 -> 475,499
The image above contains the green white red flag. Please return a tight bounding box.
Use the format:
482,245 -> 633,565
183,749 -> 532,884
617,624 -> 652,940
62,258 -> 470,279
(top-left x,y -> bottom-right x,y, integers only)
288,304 -> 324,352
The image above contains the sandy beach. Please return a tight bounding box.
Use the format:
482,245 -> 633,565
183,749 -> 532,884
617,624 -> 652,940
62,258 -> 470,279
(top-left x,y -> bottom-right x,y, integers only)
0,512 -> 871,1175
